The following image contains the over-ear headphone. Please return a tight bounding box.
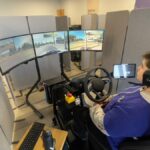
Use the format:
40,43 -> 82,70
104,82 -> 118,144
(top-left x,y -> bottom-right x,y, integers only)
143,70 -> 150,87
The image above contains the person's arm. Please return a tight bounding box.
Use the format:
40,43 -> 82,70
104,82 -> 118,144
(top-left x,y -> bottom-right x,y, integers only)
90,101 -> 135,137
105,94 -> 117,102
89,104 -> 109,136
89,94 -> 116,134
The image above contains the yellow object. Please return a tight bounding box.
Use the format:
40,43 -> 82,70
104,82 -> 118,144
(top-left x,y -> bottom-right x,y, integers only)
65,93 -> 75,104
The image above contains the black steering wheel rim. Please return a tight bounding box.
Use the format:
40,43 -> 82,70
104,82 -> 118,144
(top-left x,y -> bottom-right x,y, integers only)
84,67 -> 113,104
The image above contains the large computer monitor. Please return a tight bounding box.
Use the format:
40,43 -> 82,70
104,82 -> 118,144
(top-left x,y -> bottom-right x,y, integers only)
33,31 -> 68,56
69,30 -> 86,51
54,31 -> 68,53
33,32 -> 56,57
0,35 -> 35,73
86,30 -> 104,51
113,64 -> 136,79
69,30 -> 104,51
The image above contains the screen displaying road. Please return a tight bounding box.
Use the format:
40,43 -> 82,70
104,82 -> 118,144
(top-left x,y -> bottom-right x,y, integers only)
33,32 -> 55,56
33,31 -> 68,56
69,31 -> 86,51
69,30 -> 104,51
54,31 -> 68,53
0,35 -> 35,73
86,30 -> 104,50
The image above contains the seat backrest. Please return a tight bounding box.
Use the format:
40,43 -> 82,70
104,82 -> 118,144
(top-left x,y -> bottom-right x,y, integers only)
119,137 -> 150,150
52,84 -> 66,102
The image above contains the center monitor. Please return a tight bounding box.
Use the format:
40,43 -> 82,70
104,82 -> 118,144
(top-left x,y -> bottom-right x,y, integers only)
32,31 -> 68,57
69,30 -> 86,51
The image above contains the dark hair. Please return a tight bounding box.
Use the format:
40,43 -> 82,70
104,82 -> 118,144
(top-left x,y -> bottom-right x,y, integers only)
143,52 -> 150,69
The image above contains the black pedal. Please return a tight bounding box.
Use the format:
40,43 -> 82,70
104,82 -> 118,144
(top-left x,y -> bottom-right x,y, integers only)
19,122 -> 45,150
42,130 -> 55,150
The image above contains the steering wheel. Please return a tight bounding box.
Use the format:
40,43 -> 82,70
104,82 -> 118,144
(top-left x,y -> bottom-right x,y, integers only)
84,67 -> 112,104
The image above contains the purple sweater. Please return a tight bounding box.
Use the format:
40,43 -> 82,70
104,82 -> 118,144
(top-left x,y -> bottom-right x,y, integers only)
104,86 -> 150,150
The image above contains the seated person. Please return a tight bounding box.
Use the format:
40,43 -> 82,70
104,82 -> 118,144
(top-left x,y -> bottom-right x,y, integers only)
72,52 -> 150,150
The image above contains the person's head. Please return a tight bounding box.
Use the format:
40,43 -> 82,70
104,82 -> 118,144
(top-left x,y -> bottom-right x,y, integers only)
137,52 -> 150,82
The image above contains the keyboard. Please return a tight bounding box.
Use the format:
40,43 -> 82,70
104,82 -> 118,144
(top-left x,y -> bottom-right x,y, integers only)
19,122 -> 45,150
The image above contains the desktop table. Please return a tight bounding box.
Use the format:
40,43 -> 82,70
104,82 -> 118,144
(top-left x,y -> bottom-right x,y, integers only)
16,124 -> 68,150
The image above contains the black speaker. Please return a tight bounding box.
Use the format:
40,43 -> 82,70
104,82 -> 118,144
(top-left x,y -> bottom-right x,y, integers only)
143,70 -> 150,87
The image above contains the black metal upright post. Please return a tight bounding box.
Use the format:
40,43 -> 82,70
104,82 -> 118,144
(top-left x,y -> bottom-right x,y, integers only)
25,35 -> 44,119
59,52 -> 70,82
25,16 -> 44,119
59,30 -> 70,82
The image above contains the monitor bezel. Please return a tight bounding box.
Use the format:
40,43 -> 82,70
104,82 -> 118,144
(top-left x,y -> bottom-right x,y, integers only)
113,63 -> 136,79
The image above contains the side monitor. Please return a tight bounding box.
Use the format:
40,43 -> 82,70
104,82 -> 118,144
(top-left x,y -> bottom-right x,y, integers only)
113,64 -> 136,79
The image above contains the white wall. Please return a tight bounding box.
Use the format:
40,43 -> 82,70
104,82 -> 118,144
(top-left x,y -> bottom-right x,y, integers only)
0,0 -> 136,25
61,0 -> 87,25
61,0 -> 135,25
98,0 -> 136,14
0,0 -> 60,16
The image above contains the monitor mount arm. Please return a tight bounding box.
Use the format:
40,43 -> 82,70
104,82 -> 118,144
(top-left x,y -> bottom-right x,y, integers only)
59,52 -> 70,82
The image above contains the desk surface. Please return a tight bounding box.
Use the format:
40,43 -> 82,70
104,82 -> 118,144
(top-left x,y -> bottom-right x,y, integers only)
16,124 -> 68,150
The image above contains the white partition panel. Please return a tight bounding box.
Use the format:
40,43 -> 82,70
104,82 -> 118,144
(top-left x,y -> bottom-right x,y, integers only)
9,61 -> 37,90
98,14 -> 106,29
56,16 -> 69,31
81,51 -> 96,70
81,51 -> 90,70
28,16 -> 56,33
0,80 -> 14,144
101,11 -> 129,93
9,54 -> 61,90
117,9 -> 150,92
0,16 -> 29,39
81,14 -> 98,30
63,52 -> 71,71
0,128 -> 11,150
95,51 -> 103,66
38,53 -> 61,81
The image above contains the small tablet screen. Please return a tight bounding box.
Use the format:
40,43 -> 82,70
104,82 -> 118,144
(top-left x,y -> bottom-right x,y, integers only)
113,64 -> 136,79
